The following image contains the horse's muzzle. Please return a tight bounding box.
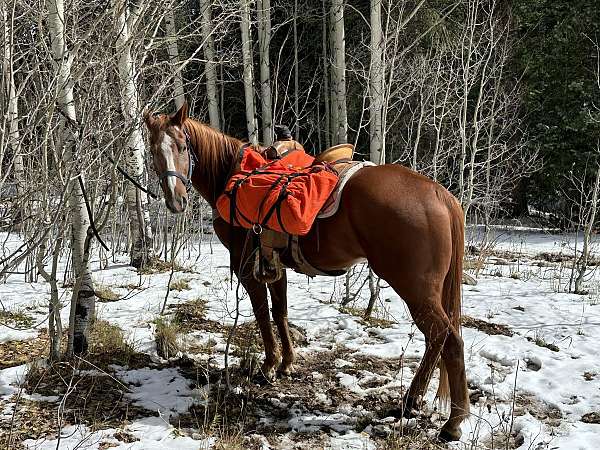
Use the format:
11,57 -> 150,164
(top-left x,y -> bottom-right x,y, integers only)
166,195 -> 187,214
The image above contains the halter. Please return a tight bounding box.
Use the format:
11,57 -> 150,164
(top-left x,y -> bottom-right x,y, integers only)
158,127 -> 197,192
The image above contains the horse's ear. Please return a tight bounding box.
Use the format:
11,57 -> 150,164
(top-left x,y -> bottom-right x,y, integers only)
171,101 -> 188,127
142,106 -> 156,129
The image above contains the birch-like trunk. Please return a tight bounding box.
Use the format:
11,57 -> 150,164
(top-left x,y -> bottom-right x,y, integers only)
240,0 -> 258,145
369,0 -> 384,164
1,2 -> 24,218
114,0 -> 153,269
575,162 -> 600,294
321,0 -> 330,148
47,0 -> 95,355
330,0 -> 347,144
257,0 -> 272,144
165,8 -> 185,109
200,0 -> 221,129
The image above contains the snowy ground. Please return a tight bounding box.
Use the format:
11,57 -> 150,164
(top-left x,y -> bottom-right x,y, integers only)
1,227 -> 600,449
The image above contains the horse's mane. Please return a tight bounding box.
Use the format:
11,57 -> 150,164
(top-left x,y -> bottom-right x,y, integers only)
184,118 -> 242,199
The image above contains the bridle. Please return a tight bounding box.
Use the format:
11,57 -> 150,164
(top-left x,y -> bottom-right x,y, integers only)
158,126 -> 197,192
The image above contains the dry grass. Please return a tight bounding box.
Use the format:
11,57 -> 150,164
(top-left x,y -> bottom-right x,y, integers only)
154,317 -> 182,359
170,278 -> 191,291
461,316 -> 514,337
383,431 -> 447,450
339,305 -> 396,328
88,319 -> 150,368
138,257 -> 194,275
170,298 -> 209,332
0,308 -> 34,328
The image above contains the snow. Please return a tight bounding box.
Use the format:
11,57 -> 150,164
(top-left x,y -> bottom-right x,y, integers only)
2,228 -> 600,448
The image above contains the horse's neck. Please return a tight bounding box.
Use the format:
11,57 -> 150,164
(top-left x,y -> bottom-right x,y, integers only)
187,120 -> 241,207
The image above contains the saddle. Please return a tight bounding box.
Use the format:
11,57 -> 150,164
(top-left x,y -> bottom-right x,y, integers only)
252,130 -> 356,283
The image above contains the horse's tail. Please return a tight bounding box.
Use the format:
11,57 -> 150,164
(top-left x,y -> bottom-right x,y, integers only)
436,191 -> 464,406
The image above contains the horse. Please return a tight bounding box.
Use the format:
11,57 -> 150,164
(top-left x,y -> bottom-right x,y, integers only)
142,102 -> 468,442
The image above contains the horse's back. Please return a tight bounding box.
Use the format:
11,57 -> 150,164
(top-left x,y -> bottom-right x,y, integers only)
300,163 -> 458,279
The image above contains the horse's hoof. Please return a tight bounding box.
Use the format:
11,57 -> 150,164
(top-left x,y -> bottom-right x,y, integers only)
385,406 -> 417,420
277,362 -> 294,377
258,363 -> 278,382
386,396 -> 419,419
438,427 -> 461,442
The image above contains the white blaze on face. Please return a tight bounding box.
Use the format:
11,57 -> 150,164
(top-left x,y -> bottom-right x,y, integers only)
160,133 -> 177,198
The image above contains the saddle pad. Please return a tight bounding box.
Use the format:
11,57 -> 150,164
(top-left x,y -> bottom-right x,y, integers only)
318,161 -> 376,219
216,148 -> 339,235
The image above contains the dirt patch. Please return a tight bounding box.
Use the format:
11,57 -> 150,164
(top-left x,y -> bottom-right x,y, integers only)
0,361 -> 150,447
171,347 -> 439,447
515,394 -> 563,427
462,316 -> 514,337
581,412 -> 600,424
0,330 -> 49,369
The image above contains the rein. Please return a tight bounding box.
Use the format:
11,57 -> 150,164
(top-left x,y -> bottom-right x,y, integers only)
158,127 -> 197,192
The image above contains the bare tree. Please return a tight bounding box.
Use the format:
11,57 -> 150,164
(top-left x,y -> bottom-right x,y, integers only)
240,0 -> 258,144
165,6 -> 186,109
199,0 -> 221,129
47,0 -> 96,355
330,0 -> 347,144
113,0 -> 154,268
257,0 -> 273,144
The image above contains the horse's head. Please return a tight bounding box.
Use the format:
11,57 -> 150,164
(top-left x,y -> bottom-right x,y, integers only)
143,102 -> 192,214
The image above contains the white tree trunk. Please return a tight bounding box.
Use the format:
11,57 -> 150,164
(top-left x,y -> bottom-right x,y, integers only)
165,8 -> 185,109
330,0 -> 347,144
47,0 -> 95,355
321,0 -> 330,148
369,0 -> 384,164
200,0 -> 221,129
114,0 -> 153,268
240,0 -> 258,144
257,0 -> 273,144
1,2 -> 24,206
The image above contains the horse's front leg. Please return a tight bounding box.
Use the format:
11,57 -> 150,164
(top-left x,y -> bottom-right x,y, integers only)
213,219 -> 281,381
240,276 -> 281,380
268,271 -> 296,376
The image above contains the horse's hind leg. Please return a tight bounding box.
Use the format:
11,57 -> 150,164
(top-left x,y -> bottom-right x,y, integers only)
268,271 -> 296,376
438,326 -> 469,442
399,298 -> 452,416
402,302 -> 448,417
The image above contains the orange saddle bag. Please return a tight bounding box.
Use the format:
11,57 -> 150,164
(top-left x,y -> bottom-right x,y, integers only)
216,146 -> 338,235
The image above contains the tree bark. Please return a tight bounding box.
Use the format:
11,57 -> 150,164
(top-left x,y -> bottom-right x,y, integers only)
330,0 -> 347,144
200,0 -> 221,129
47,0 -> 95,355
257,0 -> 273,144
165,8 -> 185,109
369,0 -> 384,164
240,0 -> 258,144
1,1 -> 24,220
113,0 -> 153,269
321,0 -> 331,148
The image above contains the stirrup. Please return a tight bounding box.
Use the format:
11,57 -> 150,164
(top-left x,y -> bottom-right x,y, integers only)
253,250 -> 283,284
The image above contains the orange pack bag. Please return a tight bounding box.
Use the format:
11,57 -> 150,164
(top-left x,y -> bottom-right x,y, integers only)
216,147 -> 338,235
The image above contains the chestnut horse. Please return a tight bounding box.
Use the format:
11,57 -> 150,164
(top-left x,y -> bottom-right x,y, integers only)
143,102 -> 468,441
